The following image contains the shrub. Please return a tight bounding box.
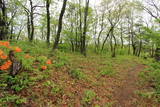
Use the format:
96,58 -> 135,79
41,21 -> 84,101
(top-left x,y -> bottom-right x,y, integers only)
54,52 -> 69,68
0,94 -> 26,106
82,90 -> 96,105
43,81 -> 63,95
98,68 -> 116,77
6,73 -> 31,92
140,61 -> 160,101
70,69 -> 86,80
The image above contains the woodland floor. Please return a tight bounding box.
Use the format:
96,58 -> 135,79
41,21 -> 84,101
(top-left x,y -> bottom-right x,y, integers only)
5,53 -> 160,107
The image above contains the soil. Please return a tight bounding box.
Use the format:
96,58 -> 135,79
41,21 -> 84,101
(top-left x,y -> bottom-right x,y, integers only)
113,64 -> 145,107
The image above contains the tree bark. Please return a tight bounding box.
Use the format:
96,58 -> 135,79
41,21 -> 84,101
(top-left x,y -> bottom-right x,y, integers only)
0,0 -> 7,40
46,0 -> 50,45
29,0 -> 34,42
81,0 -> 89,56
78,0 -> 83,53
53,0 -> 67,50
120,23 -> 124,49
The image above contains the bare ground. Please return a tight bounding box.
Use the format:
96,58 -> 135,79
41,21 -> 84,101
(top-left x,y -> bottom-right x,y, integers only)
113,64 -> 145,107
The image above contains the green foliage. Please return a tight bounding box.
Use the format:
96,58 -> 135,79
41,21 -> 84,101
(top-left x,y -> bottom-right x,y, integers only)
6,73 -> 31,92
54,51 -> 69,68
136,91 -> 154,99
140,61 -> 160,101
104,102 -> 115,107
15,41 -> 51,56
143,27 -> 160,47
36,56 -> 48,64
43,81 -> 63,95
94,105 -> 100,107
0,94 -> 26,106
16,53 -> 35,71
98,68 -> 116,77
82,90 -> 96,105
70,69 -> 86,80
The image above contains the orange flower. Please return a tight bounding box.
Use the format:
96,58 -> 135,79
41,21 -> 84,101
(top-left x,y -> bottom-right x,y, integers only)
6,60 -> 12,65
3,41 -> 10,47
0,49 -> 4,55
46,59 -> 52,64
0,55 -> 8,59
0,41 -> 10,47
15,47 -> 22,52
41,66 -> 47,70
0,60 -> 12,70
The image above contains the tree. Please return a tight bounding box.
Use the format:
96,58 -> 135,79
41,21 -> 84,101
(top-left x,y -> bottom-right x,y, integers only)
46,0 -> 51,45
81,0 -> 89,56
0,0 -> 7,40
53,0 -> 67,50
143,0 -> 160,23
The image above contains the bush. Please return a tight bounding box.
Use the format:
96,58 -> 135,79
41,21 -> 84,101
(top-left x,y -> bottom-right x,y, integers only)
6,73 -> 31,92
0,93 -> 26,106
98,68 -> 116,78
54,51 -> 69,68
70,69 -> 86,80
140,61 -> 160,101
43,81 -> 63,95
82,90 -> 96,105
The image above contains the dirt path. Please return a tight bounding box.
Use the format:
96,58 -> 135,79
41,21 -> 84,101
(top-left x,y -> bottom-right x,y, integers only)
113,64 -> 145,107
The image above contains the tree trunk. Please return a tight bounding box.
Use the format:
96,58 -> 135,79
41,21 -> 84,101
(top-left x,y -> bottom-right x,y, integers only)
81,0 -> 89,56
155,48 -> 160,61
0,0 -> 7,40
46,0 -> 50,45
111,29 -> 116,57
29,0 -> 34,42
137,39 -> 142,57
120,23 -> 124,49
101,27 -> 113,52
53,0 -> 67,50
78,0 -> 83,53
97,13 -> 105,51
26,12 -> 31,40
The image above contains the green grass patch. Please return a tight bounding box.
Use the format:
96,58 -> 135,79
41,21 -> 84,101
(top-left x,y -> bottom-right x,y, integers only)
69,69 -> 86,80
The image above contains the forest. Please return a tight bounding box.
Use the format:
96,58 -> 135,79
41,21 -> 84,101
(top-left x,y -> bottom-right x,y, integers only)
0,0 -> 160,106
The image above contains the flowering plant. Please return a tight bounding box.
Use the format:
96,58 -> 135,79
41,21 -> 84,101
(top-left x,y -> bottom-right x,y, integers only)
0,41 -> 22,71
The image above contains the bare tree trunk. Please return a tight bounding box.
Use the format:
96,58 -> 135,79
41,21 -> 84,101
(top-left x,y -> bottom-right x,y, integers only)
75,12 -> 79,51
53,0 -> 67,50
46,0 -> 50,45
78,0 -> 83,53
17,25 -> 24,40
111,29 -> 116,57
97,13 -> 105,51
25,11 -> 31,40
10,23 -> 13,40
120,23 -> 124,49
151,44 -> 154,57
0,0 -> 7,40
101,27 -> 113,52
29,0 -> 34,42
128,17 -> 131,55
137,39 -> 142,57
81,0 -> 89,56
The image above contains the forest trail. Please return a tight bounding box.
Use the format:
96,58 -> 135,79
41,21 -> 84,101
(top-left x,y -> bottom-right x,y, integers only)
67,55 -> 150,106
113,64 -> 145,107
